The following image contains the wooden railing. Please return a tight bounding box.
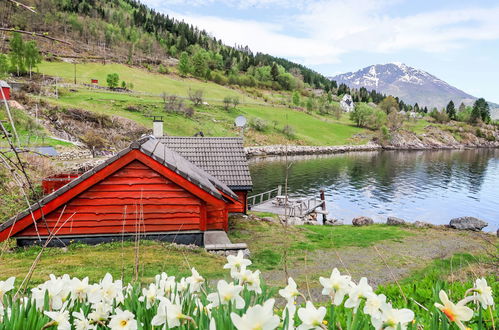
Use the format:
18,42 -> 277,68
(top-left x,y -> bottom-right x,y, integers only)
248,185 -> 282,207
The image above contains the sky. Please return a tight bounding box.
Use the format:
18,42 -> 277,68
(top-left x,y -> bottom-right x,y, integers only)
141,0 -> 499,103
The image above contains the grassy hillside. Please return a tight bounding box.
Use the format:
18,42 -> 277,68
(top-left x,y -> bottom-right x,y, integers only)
35,61 -> 370,146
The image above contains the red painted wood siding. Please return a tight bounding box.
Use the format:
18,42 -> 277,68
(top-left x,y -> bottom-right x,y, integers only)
17,160 -> 204,237
228,191 -> 247,213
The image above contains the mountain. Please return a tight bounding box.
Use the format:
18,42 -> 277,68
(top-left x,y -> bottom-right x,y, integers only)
330,63 -> 477,109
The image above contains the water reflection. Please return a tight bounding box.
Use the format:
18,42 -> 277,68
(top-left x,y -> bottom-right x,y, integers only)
249,149 -> 499,230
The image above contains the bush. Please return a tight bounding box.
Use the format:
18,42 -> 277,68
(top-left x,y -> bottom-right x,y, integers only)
158,64 -> 169,74
331,103 -> 342,120
106,73 -> 119,89
387,111 -> 405,131
188,88 -> 204,106
250,118 -> 268,132
183,107 -> 195,118
350,104 -> 373,127
282,124 -> 295,138
367,110 -> 387,130
430,109 -> 450,123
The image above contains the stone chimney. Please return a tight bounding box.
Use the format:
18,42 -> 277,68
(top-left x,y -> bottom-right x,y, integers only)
153,117 -> 163,137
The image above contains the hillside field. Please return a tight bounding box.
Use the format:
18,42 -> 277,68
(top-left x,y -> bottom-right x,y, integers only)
35,61 -> 370,146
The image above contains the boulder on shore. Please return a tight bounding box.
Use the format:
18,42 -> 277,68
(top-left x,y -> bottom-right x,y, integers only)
449,217 -> 488,231
352,216 -> 374,226
324,218 -> 344,226
387,217 -> 406,225
413,221 -> 431,228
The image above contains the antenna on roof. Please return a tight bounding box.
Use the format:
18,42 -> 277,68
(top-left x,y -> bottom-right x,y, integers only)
235,115 -> 247,139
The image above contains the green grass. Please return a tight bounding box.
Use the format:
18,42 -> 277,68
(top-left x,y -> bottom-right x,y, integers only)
38,61 -> 244,100
35,61 -> 371,146
294,224 -> 412,250
0,240 -> 226,286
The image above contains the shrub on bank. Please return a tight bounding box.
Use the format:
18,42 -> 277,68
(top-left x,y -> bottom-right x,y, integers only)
0,251 -> 494,329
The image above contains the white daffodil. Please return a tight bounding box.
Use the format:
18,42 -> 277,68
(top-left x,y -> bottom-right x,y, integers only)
87,284 -> 104,304
279,277 -> 301,305
284,303 -> 297,329
364,293 -> 387,319
319,268 -> 353,306
152,297 -> 188,328
186,267 -> 205,293
100,273 -> 124,304
434,290 -> 473,330
297,301 -> 327,330
207,280 -> 245,309
231,298 -> 280,330
73,309 -> 95,330
88,301 -> 112,322
70,277 -> 90,302
0,277 -> 15,302
233,266 -> 262,294
32,275 -> 67,310
108,309 -> 137,330
209,317 -> 217,330
344,277 -> 373,311
371,302 -> 414,330
44,309 -> 71,330
138,283 -> 163,309
472,278 -> 494,309
224,251 -> 252,276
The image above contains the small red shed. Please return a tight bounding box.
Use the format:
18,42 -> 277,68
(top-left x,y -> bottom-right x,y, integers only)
0,137 -> 249,247
0,80 -> 11,100
91,79 -> 98,84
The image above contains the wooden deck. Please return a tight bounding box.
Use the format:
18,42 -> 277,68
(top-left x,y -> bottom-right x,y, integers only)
250,196 -> 326,217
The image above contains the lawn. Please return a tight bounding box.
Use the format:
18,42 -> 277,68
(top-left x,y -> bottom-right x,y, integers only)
35,61 -> 371,146
38,61 -> 245,100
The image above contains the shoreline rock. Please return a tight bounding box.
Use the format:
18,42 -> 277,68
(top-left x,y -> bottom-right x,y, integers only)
387,217 -> 406,225
352,216 -> 374,226
449,217 -> 488,231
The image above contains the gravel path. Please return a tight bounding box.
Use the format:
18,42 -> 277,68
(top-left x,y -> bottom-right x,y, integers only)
260,227 -> 493,302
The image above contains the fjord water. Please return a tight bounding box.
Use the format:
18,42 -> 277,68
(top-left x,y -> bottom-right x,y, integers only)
249,149 -> 499,231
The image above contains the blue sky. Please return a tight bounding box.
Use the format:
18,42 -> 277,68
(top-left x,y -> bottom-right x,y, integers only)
142,0 -> 499,103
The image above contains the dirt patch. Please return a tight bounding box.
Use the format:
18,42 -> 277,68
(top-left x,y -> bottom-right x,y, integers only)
260,227 -> 493,302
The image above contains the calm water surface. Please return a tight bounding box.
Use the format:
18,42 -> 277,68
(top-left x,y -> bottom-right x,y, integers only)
249,149 -> 499,231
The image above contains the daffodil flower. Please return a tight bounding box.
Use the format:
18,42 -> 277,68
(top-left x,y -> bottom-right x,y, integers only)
279,277 -> 302,305
224,250 -> 252,276
44,308 -> 71,330
319,268 -> 353,306
207,280 -> 245,309
470,278 -> 494,309
108,308 -> 137,330
434,290 -> 473,330
297,301 -> 327,330
186,267 -> 205,293
364,293 -> 387,318
371,302 -> 414,330
344,277 -> 373,311
230,298 -> 280,330
0,277 -> 15,302
72,309 -> 95,330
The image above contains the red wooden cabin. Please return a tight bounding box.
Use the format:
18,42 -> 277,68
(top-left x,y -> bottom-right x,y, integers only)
0,80 -> 11,100
0,137 -> 252,247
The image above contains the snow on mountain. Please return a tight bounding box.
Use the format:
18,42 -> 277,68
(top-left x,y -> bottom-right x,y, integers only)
330,63 -> 477,109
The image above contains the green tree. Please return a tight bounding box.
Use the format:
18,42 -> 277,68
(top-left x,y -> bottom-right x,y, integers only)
446,100 -> 456,120
292,91 -> 300,106
0,54 -> 9,78
9,33 -> 25,76
178,51 -> 191,76
471,98 -> 490,123
306,97 -> 314,112
378,96 -> 399,114
350,104 -> 374,127
24,41 -> 42,78
458,102 -> 466,114
106,73 -> 120,89
270,62 -> 279,81
192,50 -> 208,78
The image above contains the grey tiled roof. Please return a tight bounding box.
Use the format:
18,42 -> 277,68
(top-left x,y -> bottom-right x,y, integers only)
0,137 -> 237,234
159,137 -> 253,190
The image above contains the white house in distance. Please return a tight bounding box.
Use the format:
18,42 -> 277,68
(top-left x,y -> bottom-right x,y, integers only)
340,94 -> 354,112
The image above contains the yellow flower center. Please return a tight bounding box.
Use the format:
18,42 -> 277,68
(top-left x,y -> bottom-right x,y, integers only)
252,323 -> 263,330
442,308 -> 456,322
120,320 -> 128,327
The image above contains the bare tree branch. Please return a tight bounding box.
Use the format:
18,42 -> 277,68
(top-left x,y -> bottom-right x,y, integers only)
6,0 -> 36,13
0,27 -> 72,45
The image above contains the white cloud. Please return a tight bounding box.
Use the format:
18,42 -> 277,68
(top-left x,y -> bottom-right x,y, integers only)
143,0 -> 499,65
